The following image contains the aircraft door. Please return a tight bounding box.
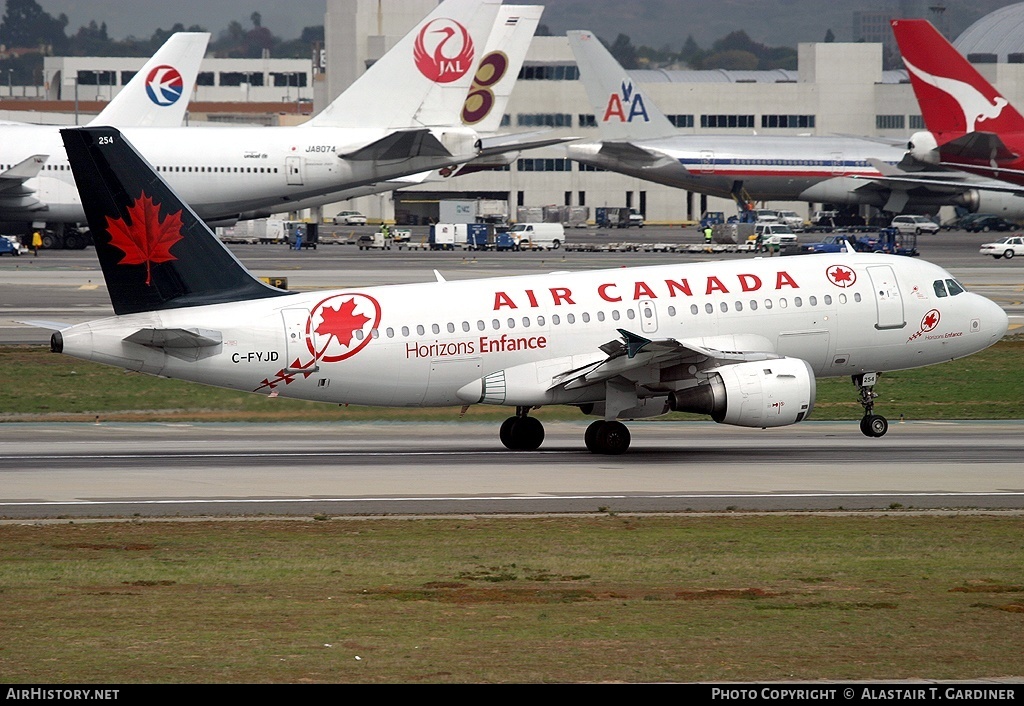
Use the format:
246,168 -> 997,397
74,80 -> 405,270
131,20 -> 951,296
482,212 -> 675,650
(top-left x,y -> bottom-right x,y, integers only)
866,265 -> 906,330
700,150 -> 715,173
638,300 -> 659,334
282,308 -> 319,372
286,156 -> 304,186
831,152 -> 844,176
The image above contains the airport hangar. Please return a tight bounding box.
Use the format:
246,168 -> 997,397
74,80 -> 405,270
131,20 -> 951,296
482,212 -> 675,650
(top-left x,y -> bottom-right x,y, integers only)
11,0 -> 1024,226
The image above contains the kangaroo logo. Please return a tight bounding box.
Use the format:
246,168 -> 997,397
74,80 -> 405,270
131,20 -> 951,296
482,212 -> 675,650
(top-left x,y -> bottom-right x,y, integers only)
145,65 -> 184,106
903,57 -> 1008,132
602,80 -> 650,124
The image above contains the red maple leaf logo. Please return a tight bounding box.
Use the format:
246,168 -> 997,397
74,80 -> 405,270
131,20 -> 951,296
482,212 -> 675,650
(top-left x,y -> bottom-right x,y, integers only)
105,191 -> 184,285
827,265 -> 856,288
315,299 -> 370,348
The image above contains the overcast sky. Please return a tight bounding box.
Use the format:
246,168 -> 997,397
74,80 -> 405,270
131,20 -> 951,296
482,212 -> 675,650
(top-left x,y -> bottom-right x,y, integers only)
39,0 -> 327,40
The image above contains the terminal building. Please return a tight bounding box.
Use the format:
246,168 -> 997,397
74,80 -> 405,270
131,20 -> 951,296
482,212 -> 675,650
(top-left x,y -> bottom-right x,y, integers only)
5,0 -> 1024,225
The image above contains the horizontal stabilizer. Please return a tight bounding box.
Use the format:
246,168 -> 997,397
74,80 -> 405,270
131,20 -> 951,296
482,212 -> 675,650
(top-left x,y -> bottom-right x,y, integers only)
340,129 -> 453,161
855,159 -> 1024,196
125,327 -> 223,361
475,130 -> 577,157
17,319 -> 72,331
939,132 -> 1018,163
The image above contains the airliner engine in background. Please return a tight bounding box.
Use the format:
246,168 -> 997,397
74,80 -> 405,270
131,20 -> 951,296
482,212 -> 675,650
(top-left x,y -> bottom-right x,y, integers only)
893,19 -> 1024,190
565,30 -> 1024,218
44,125 -> 1008,454
0,0 -> 563,230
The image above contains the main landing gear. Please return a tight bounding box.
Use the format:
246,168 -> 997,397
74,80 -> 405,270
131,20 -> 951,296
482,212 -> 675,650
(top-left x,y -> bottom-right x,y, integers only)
498,409 -> 633,454
855,372 -> 888,438
499,407 -> 545,451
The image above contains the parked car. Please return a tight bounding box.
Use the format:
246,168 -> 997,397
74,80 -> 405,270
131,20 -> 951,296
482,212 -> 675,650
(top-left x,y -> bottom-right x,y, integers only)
754,209 -> 780,224
964,215 -> 1016,233
333,210 -> 367,226
776,210 -> 805,231
0,235 -> 21,256
979,235 -> 1024,259
890,215 -> 939,235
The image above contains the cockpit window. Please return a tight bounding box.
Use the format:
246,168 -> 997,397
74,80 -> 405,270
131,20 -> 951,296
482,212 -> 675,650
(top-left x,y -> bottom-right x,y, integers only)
933,280 -> 948,298
945,279 -> 965,296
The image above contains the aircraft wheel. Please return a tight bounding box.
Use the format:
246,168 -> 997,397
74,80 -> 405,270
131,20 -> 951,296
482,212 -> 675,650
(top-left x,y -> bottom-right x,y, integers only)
499,417 -> 518,450
593,421 -> 630,455
861,414 -> 888,438
584,420 -> 605,452
510,416 -> 545,451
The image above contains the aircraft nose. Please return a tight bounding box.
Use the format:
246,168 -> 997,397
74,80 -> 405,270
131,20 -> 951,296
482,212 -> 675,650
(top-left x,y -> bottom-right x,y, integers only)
980,295 -> 1009,342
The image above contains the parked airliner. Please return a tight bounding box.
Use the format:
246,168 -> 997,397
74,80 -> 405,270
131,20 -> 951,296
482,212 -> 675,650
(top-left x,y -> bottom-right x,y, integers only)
2,0 -> 560,229
892,19 -> 1024,190
565,30 -> 1024,218
44,125 -> 1008,454
0,31 -> 208,221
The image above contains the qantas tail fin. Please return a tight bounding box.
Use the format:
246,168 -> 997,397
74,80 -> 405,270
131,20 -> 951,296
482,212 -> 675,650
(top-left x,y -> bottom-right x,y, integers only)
89,32 -> 209,128
891,19 -> 1024,137
307,0 -> 502,129
61,126 -> 289,316
567,30 -> 677,141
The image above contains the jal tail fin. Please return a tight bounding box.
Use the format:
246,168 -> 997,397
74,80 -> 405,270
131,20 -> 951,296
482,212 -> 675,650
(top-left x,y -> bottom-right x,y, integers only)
567,30 -> 677,141
89,32 -> 210,128
60,126 -> 289,316
460,5 -> 543,133
308,0 -> 502,129
891,19 -> 1024,137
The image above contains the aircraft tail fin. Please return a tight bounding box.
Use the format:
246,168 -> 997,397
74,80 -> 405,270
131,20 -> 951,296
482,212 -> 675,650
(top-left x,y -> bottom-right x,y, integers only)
567,30 -> 677,141
60,126 -> 289,316
308,0 -> 502,129
891,19 -> 1024,137
89,32 -> 209,128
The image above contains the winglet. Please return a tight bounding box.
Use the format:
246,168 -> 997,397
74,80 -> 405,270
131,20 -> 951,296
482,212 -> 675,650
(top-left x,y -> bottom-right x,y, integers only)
891,19 -> 1024,138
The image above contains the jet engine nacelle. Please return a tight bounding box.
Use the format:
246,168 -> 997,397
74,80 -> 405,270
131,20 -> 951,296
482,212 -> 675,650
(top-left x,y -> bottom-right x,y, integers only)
907,131 -> 940,165
668,358 -> 816,428
955,189 -> 1024,218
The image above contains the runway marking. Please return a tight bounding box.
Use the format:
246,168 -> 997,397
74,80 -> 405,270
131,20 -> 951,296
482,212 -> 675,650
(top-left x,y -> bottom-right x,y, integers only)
3,491 -> 1024,507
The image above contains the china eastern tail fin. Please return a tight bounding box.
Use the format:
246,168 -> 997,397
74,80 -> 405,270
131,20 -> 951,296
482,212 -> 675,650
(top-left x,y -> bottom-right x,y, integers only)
567,30 -> 677,141
60,126 -> 289,316
891,19 -> 1024,137
89,32 -> 209,128
307,0 -> 502,129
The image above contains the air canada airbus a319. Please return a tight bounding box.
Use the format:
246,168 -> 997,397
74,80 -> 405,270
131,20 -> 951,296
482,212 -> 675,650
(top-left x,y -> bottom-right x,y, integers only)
43,127 -> 1007,454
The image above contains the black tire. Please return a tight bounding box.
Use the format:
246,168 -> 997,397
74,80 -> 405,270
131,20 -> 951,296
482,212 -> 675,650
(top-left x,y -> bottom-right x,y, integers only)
594,421 -> 630,455
64,234 -> 79,250
584,420 -> 605,453
551,240 -> 561,249
866,415 -> 888,438
1004,250 -> 1015,260
499,417 -> 517,450
511,416 -> 544,451
41,234 -> 55,249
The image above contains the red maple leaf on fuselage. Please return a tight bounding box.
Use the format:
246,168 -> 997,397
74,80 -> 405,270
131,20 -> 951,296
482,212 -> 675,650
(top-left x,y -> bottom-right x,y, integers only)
832,267 -> 853,283
105,191 -> 184,285
315,299 -> 371,348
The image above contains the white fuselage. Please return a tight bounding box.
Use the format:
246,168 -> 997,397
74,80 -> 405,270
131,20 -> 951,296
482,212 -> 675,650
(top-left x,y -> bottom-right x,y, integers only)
57,253 -> 1007,412
2,124 -> 478,223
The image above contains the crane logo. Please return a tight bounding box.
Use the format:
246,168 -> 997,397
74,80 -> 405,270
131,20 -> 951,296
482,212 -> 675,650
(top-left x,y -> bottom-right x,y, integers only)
145,65 -> 184,106
414,19 -> 475,84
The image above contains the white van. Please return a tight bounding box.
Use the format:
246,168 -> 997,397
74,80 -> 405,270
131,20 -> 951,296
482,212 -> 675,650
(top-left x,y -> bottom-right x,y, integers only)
508,223 -> 565,250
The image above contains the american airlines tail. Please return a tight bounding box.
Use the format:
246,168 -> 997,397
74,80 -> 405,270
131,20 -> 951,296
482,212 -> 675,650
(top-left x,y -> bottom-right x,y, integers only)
891,19 -> 1024,138
307,0 -> 502,129
89,32 -> 210,128
567,30 -> 677,141
60,126 -> 288,316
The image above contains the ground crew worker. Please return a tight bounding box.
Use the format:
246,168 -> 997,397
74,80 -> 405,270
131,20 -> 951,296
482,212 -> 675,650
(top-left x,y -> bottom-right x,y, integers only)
31,230 -> 42,256
703,225 -> 713,245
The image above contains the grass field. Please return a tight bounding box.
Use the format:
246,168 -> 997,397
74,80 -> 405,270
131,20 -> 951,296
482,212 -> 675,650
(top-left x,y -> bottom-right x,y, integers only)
2,338 -> 1023,422
0,515 -> 1021,683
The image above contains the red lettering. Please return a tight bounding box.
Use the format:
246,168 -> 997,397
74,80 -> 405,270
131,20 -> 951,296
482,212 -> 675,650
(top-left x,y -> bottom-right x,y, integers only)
598,283 -> 622,302
706,276 -> 729,295
603,94 -> 626,122
525,289 -> 539,308
665,278 -> 692,297
550,287 -> 575,305
776,271 -> 799,289
493,291 -> 517,310
633,281 -> 657,300
738,273 -> 762,292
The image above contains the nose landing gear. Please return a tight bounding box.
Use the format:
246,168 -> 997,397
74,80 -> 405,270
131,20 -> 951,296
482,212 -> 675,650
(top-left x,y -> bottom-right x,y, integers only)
855,372 -> 888,438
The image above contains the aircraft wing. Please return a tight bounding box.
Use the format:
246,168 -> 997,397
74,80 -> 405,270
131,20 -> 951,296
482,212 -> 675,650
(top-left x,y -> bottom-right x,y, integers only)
0,155 -> 48,211
596,141 -> 678,169
939,131 -> 1018,164
855,158 -> 1024,196
339,129 -> 454,161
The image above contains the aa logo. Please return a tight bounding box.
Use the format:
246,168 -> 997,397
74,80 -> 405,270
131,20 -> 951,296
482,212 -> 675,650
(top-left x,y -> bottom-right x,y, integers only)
603,81 -> 649,123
